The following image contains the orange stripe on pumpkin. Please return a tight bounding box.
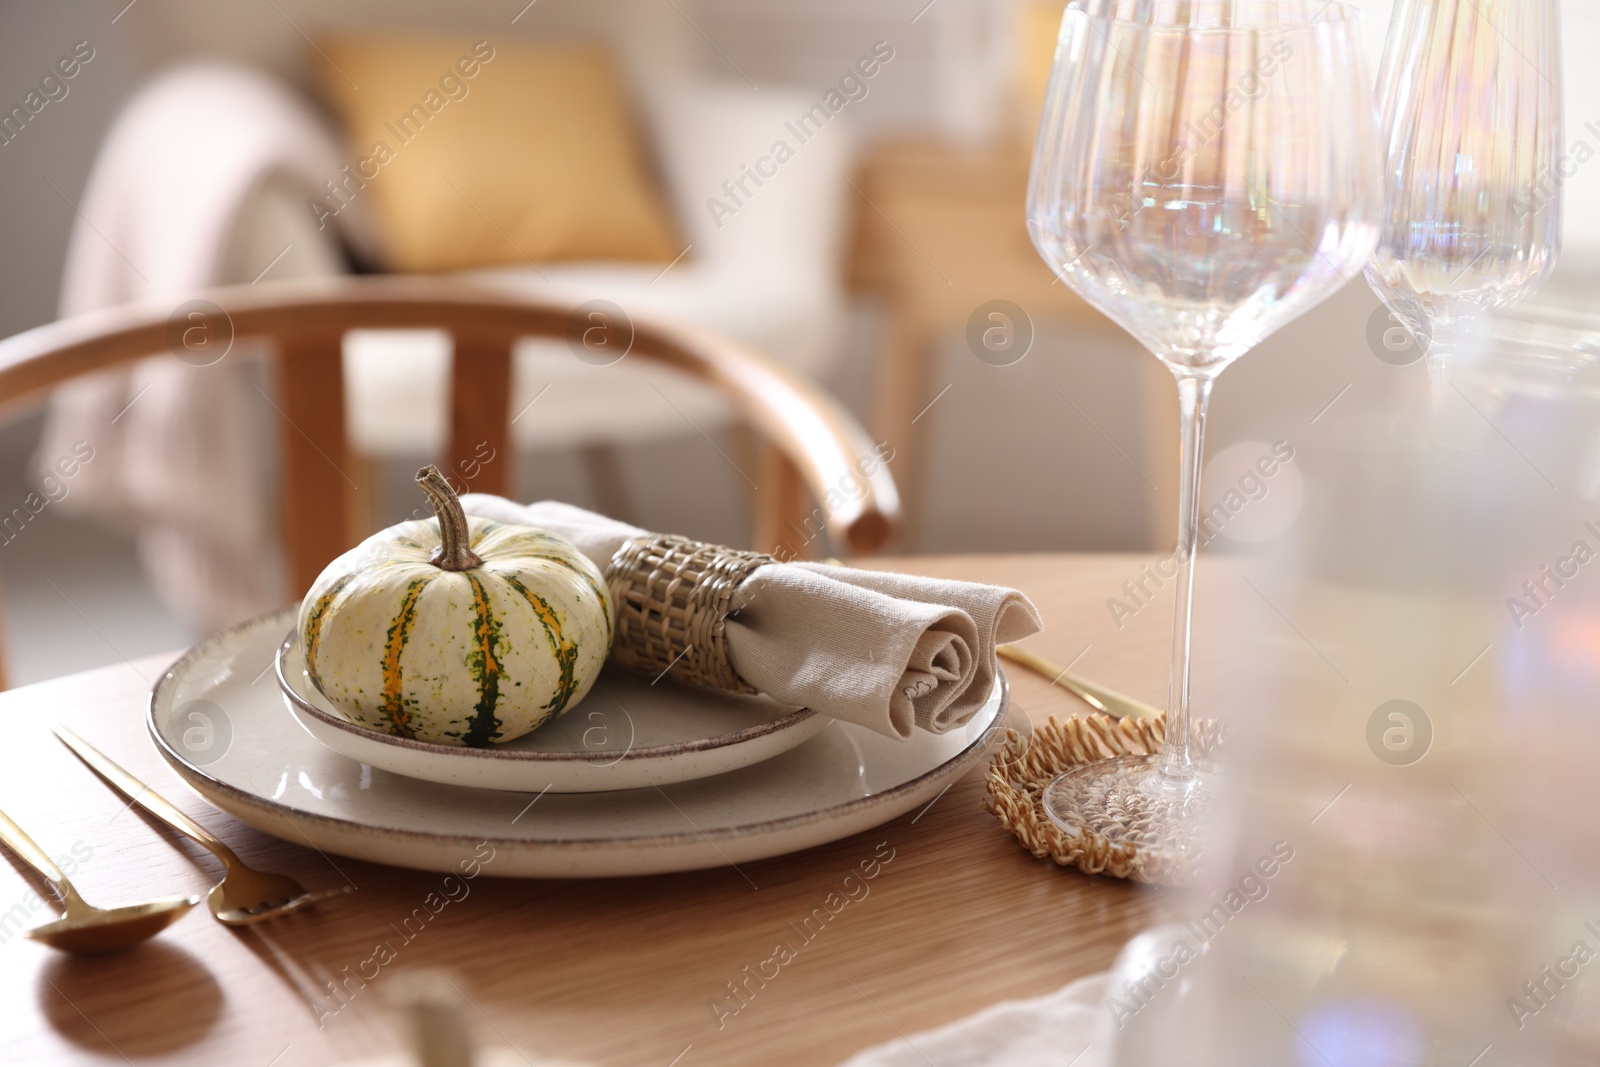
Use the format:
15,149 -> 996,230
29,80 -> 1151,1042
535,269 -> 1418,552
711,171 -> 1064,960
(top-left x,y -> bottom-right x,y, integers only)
499,574 -> 582,717
378,577 -> 431,738
303,571 -> 358,692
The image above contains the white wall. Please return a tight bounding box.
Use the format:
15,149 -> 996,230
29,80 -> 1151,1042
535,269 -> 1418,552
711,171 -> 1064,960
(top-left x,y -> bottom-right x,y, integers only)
0,0 -> 1589,561
1546,0 -> 1600,269
0,2 -> 134,337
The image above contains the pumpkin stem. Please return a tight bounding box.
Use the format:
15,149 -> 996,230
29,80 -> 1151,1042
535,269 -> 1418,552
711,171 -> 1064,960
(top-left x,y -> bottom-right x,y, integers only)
416,465 -> 483,571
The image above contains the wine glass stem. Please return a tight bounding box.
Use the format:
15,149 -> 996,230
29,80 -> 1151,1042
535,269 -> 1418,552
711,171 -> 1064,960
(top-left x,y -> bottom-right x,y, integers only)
1161,372 -> 1214,785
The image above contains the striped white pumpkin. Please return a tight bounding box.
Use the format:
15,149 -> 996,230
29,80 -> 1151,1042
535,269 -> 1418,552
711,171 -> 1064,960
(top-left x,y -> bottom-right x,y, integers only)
297,468 -> 612,747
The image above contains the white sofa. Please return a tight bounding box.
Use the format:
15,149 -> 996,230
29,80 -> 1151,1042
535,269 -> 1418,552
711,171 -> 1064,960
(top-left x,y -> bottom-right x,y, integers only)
113,0 -> 855,460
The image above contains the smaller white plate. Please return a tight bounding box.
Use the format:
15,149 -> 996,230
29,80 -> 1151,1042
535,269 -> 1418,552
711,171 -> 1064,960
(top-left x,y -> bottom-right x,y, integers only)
276,630 -> 828,793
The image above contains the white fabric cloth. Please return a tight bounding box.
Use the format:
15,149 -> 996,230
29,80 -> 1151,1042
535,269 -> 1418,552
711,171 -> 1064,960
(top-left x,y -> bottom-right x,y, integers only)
34,62 -> 377,629
459,496 -> 1043,739
839,974 -> 1113,1067
344,1054 -> 587,1067
344,973 -> 1112,1067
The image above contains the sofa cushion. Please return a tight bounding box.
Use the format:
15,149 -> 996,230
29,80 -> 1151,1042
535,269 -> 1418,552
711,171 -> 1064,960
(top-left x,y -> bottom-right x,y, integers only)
315,36 -> 682,271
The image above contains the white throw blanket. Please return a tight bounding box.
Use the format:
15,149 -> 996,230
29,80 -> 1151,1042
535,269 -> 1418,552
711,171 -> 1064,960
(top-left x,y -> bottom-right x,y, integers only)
34,63 -> 376,629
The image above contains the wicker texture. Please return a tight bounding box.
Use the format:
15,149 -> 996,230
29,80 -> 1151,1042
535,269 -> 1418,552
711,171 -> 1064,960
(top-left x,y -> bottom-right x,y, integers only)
984,713 -> 1223,887
604,534 -> 774,694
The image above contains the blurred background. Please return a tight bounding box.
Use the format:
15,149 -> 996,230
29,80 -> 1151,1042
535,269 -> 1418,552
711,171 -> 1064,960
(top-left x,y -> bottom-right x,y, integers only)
0,0 -> 1594,684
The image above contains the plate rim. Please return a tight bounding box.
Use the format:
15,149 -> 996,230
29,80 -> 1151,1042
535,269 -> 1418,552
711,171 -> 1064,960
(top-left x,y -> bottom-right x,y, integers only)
274,625 -> 820,764
148,608 -> 1011,852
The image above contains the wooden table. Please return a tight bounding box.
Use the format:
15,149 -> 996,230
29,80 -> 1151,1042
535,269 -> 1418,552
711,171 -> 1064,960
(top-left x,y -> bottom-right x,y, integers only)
0,555 -> 1184,1067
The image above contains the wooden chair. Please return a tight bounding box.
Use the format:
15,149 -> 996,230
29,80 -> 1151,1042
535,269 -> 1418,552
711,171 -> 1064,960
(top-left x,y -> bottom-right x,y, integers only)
0,277 -> 901,687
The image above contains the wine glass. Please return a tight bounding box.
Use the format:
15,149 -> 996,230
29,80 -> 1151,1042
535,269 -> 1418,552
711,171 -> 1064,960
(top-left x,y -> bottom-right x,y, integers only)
1027,0 -> 1381,867
1367,0 -> 1563,351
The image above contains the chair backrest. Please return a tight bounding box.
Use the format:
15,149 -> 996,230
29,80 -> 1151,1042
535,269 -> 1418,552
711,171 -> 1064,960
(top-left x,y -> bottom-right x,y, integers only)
0,276 -> 900,602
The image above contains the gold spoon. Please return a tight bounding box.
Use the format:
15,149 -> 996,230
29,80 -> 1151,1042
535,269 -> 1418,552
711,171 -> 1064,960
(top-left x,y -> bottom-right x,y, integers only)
997,645 -> 1163,721
0,805 -> 197,953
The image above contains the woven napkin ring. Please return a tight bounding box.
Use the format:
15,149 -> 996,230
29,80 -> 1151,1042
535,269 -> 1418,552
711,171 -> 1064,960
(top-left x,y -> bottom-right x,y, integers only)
604,534 -> 776,695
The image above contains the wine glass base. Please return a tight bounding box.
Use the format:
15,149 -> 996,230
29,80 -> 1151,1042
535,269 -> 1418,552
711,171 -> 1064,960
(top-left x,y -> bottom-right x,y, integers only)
1042,755 -> 1219,874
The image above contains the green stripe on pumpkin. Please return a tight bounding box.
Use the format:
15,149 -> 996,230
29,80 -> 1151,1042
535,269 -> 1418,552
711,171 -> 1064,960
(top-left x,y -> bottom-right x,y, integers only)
378,576 -> 430,739
499,574 -> 581,717
303,571 -> 359,693
492,549 -> 610,637
462,574 -> 504,748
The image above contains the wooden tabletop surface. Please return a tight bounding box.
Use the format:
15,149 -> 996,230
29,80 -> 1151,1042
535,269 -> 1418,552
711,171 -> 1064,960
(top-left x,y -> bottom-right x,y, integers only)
0,554 -> 1191,1067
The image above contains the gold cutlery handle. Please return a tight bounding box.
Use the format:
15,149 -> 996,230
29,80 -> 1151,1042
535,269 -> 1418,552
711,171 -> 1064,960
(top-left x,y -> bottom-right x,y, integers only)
392,972 -> 476,1067
997,645 -> 1162,721
1058,671 -> 1160,721
0,805 -> 70,894
54,727 -> 239,866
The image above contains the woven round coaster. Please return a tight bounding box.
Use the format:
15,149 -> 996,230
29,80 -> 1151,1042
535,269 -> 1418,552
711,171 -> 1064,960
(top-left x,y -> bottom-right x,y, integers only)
983,712 -> 1223,887
604,534 -> 774,695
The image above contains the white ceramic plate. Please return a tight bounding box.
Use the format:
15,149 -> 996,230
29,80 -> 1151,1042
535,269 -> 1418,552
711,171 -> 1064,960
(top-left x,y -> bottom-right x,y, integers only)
148,609 -> 1012,878
275,627 -> 829,793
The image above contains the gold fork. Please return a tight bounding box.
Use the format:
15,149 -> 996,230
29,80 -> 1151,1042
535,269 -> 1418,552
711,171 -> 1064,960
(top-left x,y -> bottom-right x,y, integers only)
54,727 -> 332,926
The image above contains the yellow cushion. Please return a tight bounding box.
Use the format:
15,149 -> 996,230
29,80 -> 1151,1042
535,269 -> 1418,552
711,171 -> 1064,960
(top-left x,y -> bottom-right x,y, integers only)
315,37 -> 682,272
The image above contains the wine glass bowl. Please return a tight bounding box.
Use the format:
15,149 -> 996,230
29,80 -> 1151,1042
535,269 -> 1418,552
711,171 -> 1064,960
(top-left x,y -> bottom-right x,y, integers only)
1029,0 -> 1381,377
1366,0 -> 1563,343
1026,0 -> 1381,873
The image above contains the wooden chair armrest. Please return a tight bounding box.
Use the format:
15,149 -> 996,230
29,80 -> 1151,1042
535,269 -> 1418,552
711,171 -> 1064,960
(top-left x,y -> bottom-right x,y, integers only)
0,277 -> 901,556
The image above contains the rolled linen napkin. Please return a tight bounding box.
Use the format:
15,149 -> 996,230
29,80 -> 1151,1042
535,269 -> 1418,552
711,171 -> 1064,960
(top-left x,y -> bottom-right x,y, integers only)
459,496 -> 1043,740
